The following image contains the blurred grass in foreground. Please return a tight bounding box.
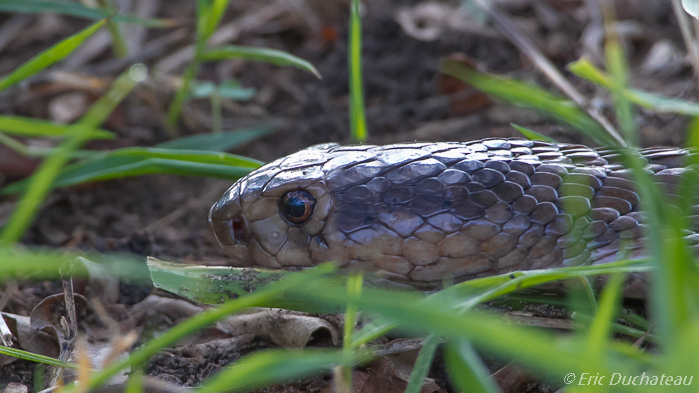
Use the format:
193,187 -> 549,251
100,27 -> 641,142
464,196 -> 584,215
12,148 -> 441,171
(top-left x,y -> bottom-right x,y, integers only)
4,1 -> 699,393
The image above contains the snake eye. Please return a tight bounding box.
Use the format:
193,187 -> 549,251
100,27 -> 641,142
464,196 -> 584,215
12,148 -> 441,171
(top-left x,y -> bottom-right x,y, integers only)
280,190 -> 316,224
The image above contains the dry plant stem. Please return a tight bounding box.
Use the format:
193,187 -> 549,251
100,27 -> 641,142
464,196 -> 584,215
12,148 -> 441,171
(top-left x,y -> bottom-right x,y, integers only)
0,282 -> 17,347
671,0 -> 699,86
0,313 -> 11,347
49,261 -> 79,387
471,0 -> 626,146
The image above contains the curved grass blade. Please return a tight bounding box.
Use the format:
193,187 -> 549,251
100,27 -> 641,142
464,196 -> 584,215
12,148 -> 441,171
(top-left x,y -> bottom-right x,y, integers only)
442,259 -> 649,311
62,267 -> 335,392
195,349 -> 346,393
569,58 -> 699,117
0,65 -> 142,244
440,57 -> 616,146
201,46 -> 321,79
287,277 -> 647,381
0,345 -> 80,370
444,339 -> 500,393
80,64 -> 147,127
157,127 -> 273,151
348,0 -> 367,142
0,0 -> 178,27
199,0 -> 233,42
0,116 -> 114,139
1,148 -> 262,195
405,335 -> 442,393
510,123 -> 556,142
580,272 -> 626,371
0,248 -> 86,282
0,19 -> 106,92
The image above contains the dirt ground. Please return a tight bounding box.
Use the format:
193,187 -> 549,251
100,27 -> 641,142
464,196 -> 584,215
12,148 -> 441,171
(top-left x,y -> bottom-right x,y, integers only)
0,0 -> 693,391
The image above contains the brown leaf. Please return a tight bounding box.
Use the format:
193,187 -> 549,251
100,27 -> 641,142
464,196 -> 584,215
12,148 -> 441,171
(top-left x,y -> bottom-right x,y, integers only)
1,312 -> 59,360
29,293 -> 90,341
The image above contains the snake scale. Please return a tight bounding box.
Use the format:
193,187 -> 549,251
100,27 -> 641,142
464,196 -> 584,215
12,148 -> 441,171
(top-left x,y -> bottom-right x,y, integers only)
208,138 -> 698,289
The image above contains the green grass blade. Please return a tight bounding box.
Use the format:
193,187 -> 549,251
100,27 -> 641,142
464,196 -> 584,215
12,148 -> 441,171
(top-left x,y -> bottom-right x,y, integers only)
295,282 -> 581,375
440,57 -> 616,146
340,272 -> 363,389
195,349 -> 345,393
444,339 -> 500,393
604,29 -> 636,144
510,123 -> 556,142
0,116 -> 114,139
190,80 -> 256,100
79,64 -> 147,127
156,126 -> 273,151
0,132 -> 92,244
580,273 -> 625,371
147,258 -> 289,303
404,335 -> 441,393
124,370 -> 144,393
146,258 -> 344,312
569,58 -> 699,116
0,248 -> 84,282
167,61 -> 199,131
99,0 -> 128,58
0,0 -> 177,27
444,259 -> 649,311
0,65 -> 142,244
70,267 -> 335,392
571,313 -> 661,344
348,0 -> 367,143
350,318 -> 397,347
0,345 -> 80,370
1,148 -> 262,195
199,0 -> 233,41
201,46 -> 321,78
0,19 -> 106,92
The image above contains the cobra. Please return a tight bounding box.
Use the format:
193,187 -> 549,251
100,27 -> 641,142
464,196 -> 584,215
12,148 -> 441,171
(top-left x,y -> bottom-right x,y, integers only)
208,138 -> 695,288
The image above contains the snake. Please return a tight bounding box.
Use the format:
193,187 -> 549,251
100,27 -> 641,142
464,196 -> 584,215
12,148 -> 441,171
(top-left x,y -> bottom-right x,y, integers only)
208,138 -> 697,289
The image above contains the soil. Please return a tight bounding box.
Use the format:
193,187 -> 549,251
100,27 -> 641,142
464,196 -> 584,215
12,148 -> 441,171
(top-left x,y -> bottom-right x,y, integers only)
0,0 -> 689,391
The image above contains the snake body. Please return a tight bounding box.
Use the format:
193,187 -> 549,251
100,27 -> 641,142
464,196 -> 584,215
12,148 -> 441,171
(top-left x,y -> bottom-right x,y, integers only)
209,138 -> 696,288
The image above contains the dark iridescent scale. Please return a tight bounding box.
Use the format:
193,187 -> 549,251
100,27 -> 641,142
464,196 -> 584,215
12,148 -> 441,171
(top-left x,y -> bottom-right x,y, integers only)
323,139 -> 698,283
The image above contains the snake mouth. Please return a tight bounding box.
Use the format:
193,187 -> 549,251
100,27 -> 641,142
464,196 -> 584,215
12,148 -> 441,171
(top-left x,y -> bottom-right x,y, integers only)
208,207 -> 247,247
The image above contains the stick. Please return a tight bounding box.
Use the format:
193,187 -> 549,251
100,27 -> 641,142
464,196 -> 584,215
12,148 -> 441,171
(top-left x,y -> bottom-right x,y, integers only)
0,282 -> 16,347
49,261 -> 79,387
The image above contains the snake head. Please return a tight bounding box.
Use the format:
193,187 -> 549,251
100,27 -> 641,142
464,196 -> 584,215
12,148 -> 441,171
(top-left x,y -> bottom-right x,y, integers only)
209,144 -> 338,268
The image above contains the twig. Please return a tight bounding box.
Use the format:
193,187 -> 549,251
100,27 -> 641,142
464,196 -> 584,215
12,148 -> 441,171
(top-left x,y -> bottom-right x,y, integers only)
672,0 -> 699,85
0,313 -> 11,347
49,260 -> 79,387
471,0 -> 626,146
0,282 -> 17,347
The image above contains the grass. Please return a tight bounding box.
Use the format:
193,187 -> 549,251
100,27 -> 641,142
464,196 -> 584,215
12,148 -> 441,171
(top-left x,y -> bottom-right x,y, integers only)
2,1 -> 699,392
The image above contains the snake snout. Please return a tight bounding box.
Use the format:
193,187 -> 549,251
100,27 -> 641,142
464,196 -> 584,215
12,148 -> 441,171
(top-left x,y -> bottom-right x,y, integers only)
208,196 -> 248,248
